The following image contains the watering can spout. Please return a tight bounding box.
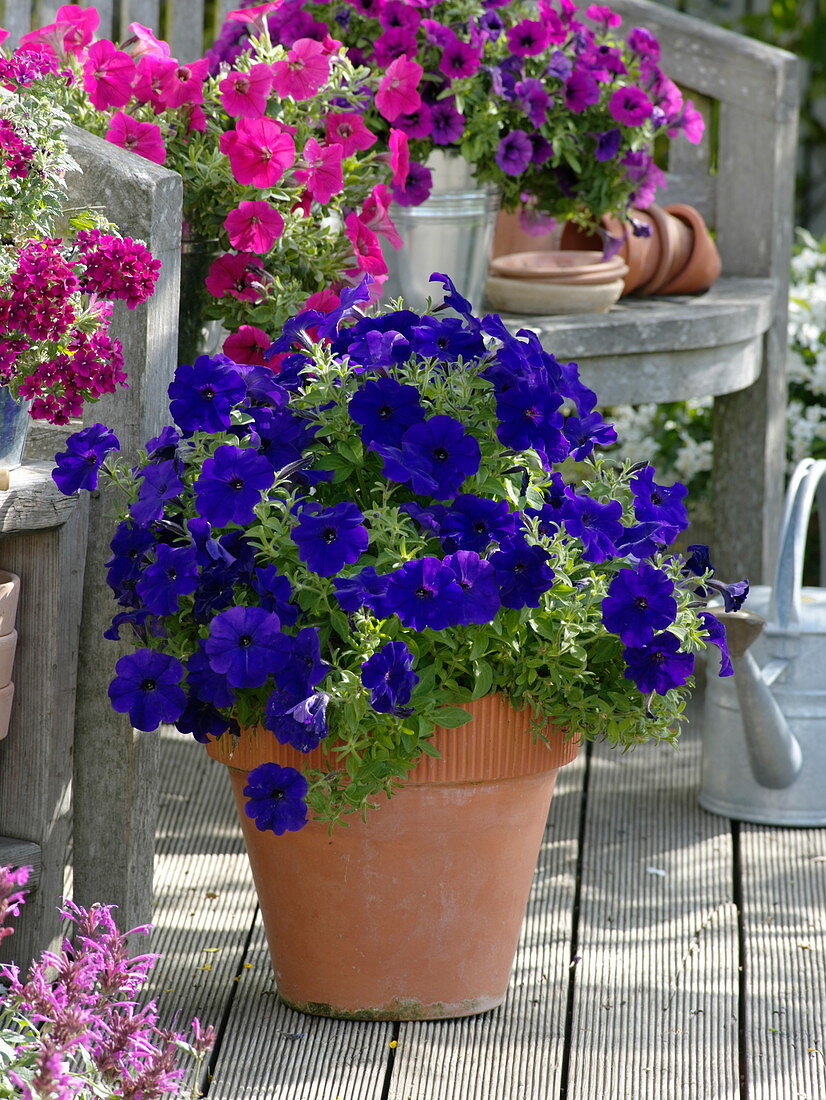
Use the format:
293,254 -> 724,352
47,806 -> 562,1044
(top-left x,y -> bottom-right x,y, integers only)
717,611 -> 802,790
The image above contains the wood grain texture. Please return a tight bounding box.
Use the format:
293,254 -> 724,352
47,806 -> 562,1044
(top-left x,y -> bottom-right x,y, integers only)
0,837 -> 41,893
566,730 -> 740,1099
0,462 -> 80,534
739,825 -> 826,1100
167,0 -> 207,62
387,752 -> 584,1100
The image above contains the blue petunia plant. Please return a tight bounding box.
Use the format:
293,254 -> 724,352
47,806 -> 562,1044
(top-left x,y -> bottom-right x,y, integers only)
52,274 -> 744,836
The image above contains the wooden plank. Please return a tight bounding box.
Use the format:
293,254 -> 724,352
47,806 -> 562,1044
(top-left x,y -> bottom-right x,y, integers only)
387,752 -> 584,1100
0,463 -> 81,535
0,837 -> 41,893
144,726 -> 259,1040
166,0 -> 206,62
739,826 -> 826,1100
123,0 -> 161,35
567,729 -> 741,1098
0,1 -> 34,46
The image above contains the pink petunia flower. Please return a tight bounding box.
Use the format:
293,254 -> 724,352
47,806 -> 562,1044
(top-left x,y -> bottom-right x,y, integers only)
56,4 -> 100,56
388,128 -> 409,187
224,200 -> 285,252
304,287 -> 341,312
344,213 -> 388,277
507,19 -> 551,57
219,63 -> 273,117
205,253 -> 264,301
83,39 -> 136,111
586,4 -> 623,29
226,3 -> 284,32
106,111 -> 166,164
125,20 -> 171,59
133,55 -> 177,111
295,138 -> 344,205
271,38 -> 331,100
609,86 -> 654,126
0,29 -> 7,48
361,185 -> 403,249
375,56 -> 423,122
223,325 -> 271,366
157,58 -> 209,109
220,117 -> 296,187
670,100 -> 705,144
324,113 -> 377,157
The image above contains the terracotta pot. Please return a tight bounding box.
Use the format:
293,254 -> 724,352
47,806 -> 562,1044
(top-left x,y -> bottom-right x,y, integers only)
658,204 -> 722,295
0,682 -> 15,742
489,249 -> 626,281
491,208 -> 559,259
206,695 -> 579,1020
0,571 -> 20,636
635,202 -> 694,296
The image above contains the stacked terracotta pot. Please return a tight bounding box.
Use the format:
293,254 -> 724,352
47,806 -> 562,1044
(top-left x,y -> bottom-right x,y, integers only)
486,249 -> 629,315
0,571 -> 20,741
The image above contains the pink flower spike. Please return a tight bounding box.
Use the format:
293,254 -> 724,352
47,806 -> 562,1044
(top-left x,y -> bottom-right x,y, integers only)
361,184 -> 403,249
344,213 -> 388,277
158,58 -> 209,109
271,38 -> 331,100
106,111 -> 166,164
223,325 -> 271,366
82,39 -> 136,111
126,21 -> 171,59
324,113 -> 377,157
376,56 -> 423,122
224,200 -> 285,252
297,138 -> 344,205
220,63 -> 273,118
205,253 -> 264,301
219,117 -> 296,187
389,128 -> 409,187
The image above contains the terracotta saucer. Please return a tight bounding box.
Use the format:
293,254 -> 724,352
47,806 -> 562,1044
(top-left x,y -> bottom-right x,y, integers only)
521,261 -> 630,286
485,274 -> 625,315
489,249 -> 625,280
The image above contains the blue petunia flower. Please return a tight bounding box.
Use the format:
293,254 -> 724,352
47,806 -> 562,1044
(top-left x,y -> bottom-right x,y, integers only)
131,459 -> 184,525
145,425 -> 181,460
698,611 -> 734,677
348,377 -> 425,448
108,648 -> 186,731
429,272 -> 476,325
52,423 -> 121,495
623,631 -> 695,695
495,383 -> 568,463
563,411 -> 618,460
601,563 -> 678,647
168,355 -> 247,435
443,550 -> 502,624
176,696 -> 238,744
271,627 -> 331,698
438,495 -> 517,554
251,565 -> 299,626
361,641 -> 419,715
204,605 -> 283,689
186,642 -> 236,709
383,557 -> 463,631
409,316 -> 486,362
265,687 -> 330,753
630,466 -> 689,545
243,762 -> 309,834
333,566 -> 390,614
489,538 -> 555,609
373,415 -> 481,501
291,501 -> 369,577
194,444 -> 273,527
106,521 -> 155,596
135,543 -> 199,616
561,494 -> 624,563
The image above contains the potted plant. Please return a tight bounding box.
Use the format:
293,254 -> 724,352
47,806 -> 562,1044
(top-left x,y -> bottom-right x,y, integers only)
22,5 -> 406,364
51,272 -> 744,1021
0,37 -> 160,442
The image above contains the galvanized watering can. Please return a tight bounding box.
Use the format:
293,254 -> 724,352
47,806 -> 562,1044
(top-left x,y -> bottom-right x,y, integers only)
701,458 -> 826,825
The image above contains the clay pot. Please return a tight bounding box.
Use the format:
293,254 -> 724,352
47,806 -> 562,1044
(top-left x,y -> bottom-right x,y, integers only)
659,204 -> 722,295
0,571 -> 20,635
491,208 -> 559,259
489,249 -> 626,281
206,695 -> 579,1020
0,570 -> 19,740
486,273 -> 625,315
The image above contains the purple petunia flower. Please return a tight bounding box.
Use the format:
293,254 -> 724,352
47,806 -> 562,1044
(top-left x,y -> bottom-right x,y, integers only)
594,127 -> 622,162
132,459 -> 184,525
630,466 -> 689,546
176,697 -> 238,744
623,631 -> 695,695
243,762 -> 309,834
442,36 -> 481,79
204,605 -> 283,688
167,355 -> 247,435
698,611 -> 734,677
507,18 -> 550,56
52,423 -> 121,495
495,130 -> 534,176
609,85 -> 654,126
265,687 -> 330,753
707,576 -> 750,613
410,316 -> 486,362
430,98 -> 465,145
108,648 -> 186,731
135,543 -> 199,616
515,78 -> 551,127
495,382 -> 567,461
333,565 -> 390,614
564,68 -> 600,113
563,411 -> 618,459
186,642 -> 236,708
392,161 -> 433,206
194,444 -> 273,527
601,563 -> 678,647
291,501 -> 369,576
361,640 -> 419,714
489,538 -> 555,609
383,557 -> 464,631
443,550 -> 501,624
438,494 -> 517,553
251,565 -> 299,625
348,376 -> 425,447
561,494 -> 624,563
374,415 -> 481,501
271,626 -> 330,698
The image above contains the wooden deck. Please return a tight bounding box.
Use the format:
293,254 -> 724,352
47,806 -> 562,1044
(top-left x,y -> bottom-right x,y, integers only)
145,715 -> 826,1099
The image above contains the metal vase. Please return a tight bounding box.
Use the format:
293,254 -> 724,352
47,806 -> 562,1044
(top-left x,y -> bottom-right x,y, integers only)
0,387 -> 30,470
382,151 -> 500,312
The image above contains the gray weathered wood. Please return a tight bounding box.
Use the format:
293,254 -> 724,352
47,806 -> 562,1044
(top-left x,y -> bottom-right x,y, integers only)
167,0 -> 207,63
387,752 -> 584,1100
63,125 -> 182,935
0,488 -> 89,966
0,461 -> 78,534
0,1 -> 33,44
567,731 -> 740,1098
0,837 -> 41,894
739,825 -> 826,1100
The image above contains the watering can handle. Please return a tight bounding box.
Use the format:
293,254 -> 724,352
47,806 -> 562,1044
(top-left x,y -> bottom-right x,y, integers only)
768,458 -> 826,631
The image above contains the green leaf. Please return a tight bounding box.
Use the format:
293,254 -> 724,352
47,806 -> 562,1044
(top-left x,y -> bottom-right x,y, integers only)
434,706 -> 474,728
471,660 -> 494,700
